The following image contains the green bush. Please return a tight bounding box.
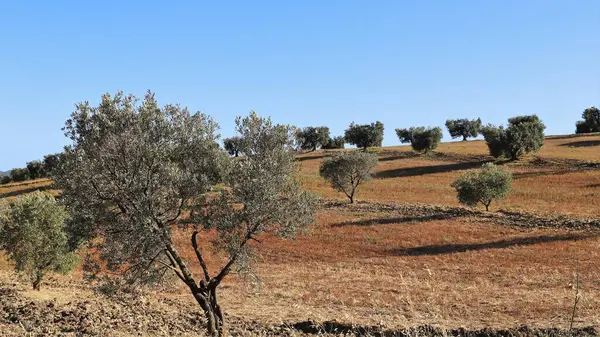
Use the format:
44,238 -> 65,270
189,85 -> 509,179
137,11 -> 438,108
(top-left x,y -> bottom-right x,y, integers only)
0,192 -> 78,290
319,151 -> 378,203
451,163 -> 512,211
9,168 -> 30,182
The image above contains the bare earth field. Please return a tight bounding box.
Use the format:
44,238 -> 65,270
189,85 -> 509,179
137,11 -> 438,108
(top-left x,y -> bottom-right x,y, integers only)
2,134 -> 600,336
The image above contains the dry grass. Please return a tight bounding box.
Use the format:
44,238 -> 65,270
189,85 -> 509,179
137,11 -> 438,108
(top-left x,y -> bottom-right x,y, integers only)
2,134 -> 600,331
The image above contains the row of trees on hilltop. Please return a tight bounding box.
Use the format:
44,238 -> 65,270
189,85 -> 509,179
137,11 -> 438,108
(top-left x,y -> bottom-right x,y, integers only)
247,115 -> 546,161
0,153 -> 61,184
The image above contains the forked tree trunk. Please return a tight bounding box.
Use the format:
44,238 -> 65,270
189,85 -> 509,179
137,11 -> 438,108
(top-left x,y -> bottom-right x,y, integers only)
32,273 -> 43,290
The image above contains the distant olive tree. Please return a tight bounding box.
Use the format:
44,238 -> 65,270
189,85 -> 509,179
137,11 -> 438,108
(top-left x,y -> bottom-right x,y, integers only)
297,126 -> 330,151
26,160 -> 45,179
54,92 -> 317,337
43,153 -> 62,177
344,121 -> 384,151
451,163 -> 512,211
321,136 -> 345,149
9,168 -> 29,182
319,151 -> 378,203
223,136 -> 243,157
575,106 -> 600,134
0,175 -> 11,184
480,115 -> 545,160
0,192 -> 78,290
395,126 -> 443,153
445,118 -> 482,141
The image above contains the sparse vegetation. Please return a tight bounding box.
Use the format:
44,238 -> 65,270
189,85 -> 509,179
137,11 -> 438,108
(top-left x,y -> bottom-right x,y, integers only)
480,115 -> 546,160
0,191 -> 77,290
451,163 -> 512,211
53,92 -> 317,337
395,126 -> 443,153
319,151 -> 378,203
445,118 -> 482,141
344,121 -> 384,151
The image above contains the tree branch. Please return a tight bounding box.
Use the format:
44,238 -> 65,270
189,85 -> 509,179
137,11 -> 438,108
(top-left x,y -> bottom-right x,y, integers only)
192,231 -> 211,282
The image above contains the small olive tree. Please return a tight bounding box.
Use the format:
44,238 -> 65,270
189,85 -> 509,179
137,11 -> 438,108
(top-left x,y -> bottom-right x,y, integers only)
0,191 -> 78,290
451,163 -> 512,211
445,118 -> 482,141
319,151 -> 378,203
396,126 -> 443,153
54,92 -> 317,337
344,121 -> 384,151
9,168 -> 30,182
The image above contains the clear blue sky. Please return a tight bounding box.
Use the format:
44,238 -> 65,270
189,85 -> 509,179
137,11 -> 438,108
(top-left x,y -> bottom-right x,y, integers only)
1,1 -> 598,171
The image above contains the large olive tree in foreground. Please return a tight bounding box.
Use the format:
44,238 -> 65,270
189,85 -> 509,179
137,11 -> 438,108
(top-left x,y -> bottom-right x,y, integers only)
319,151 -> 378,203
54,92 -> 317,337
0,191 -> 77,290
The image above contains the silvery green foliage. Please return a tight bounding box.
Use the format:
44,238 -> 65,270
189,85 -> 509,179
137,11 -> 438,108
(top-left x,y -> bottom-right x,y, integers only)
319,151 -> 378,203
193,111 -> 318,274
54,91 -> 225,286
451,163 -> 512,211
0,191 -> 77,290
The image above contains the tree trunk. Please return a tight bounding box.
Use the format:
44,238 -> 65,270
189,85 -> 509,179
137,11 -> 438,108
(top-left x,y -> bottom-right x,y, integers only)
32,273 -> 42,291
191,286 -> 225,337
462,136 -> 468,141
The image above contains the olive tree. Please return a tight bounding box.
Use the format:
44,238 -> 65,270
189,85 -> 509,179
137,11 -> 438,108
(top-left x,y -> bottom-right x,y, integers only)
451,163 -> 512,211
54,92 -> 317,337
297,126 -> 330,151
344,121 -> 384,151
223,136 -> 243,157
480,115 -> 545,160
0,191 -> 78,290
445,118 -> 482,141
9,168 -> 29,182
395,126 -> 443,153
43,153 -> 62,176
575,106 -> 600,134
319,151 -> 378,203
26,160 -> 45,179
321,136 -> 345,149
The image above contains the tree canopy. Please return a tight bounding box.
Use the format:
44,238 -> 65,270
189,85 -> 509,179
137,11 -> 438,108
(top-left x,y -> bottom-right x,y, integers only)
575,106 -> 600,134
445,118 -> 482,141
451,163 -> 512,211
480,115 -> 545,160
319,151 -> 378,203
344,121 -> 384,151
395,126 -> 443,153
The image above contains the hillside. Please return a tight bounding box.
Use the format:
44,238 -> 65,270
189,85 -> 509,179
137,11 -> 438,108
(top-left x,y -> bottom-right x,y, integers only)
1,134 -> 600,336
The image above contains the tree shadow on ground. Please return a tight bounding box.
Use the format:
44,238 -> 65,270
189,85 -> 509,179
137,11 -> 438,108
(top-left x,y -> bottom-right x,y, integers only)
512,170 -> 575,180
389,233 -> 597,256
331,212 -> 467,227
374,161 -> 490,179
560,140 -> 600,148
0,184 -> 53,199
296,153 -> 324,162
